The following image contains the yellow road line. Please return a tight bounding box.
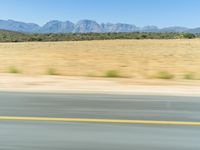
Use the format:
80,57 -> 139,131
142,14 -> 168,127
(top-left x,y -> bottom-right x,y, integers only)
0,116 -> 200,126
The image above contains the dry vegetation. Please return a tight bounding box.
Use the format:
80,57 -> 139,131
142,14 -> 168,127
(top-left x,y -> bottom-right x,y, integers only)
0,39 -> 200,79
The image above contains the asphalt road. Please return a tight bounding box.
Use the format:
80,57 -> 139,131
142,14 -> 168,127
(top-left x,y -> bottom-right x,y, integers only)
0,92 -> 200,150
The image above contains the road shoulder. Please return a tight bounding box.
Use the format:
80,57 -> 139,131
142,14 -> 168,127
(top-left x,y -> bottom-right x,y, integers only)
1,73 -> 200,96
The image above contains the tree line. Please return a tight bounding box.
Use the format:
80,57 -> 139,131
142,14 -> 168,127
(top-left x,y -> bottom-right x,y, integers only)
0,29 -> 198,42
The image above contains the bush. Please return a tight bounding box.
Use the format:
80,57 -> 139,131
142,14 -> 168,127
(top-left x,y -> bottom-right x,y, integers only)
183,72 -> 195,80
8,66 -> 21,74
0,30 -> 198,42
105,70 -> 120,78
156,71 -> 174,79
47,68 -> 59,75
183,33 -> 196,39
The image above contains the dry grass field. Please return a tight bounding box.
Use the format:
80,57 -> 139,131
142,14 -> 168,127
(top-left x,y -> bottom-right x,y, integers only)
0,39 -> 200,79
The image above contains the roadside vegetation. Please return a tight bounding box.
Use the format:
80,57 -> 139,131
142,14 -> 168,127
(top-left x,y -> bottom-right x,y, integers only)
47,68 -> 59,75
154,71 -> 175,79
104,70 -> 121,78
183,72 -> 199,80
8,66 -> 22,74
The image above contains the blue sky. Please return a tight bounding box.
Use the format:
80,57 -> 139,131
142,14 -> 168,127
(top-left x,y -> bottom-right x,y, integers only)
0,0 -> 199,27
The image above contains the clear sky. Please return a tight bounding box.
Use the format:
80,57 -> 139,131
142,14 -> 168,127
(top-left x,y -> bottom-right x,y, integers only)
0,0 -> 199,27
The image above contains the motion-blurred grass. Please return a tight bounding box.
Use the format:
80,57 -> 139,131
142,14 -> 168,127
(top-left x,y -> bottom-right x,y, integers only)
0,39 -> 200,79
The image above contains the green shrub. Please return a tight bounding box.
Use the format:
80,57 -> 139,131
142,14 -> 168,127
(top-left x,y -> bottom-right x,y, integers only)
156,71 -> 174,79
47,68 -> 59,75
0,30 -> 198,43
183,33 -> 196,39
183,72 -> 196,80
105,70 -> 120,78
8,66 -> 21,74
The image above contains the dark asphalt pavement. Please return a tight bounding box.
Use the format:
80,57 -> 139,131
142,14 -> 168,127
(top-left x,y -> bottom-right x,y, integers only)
0,92 -> 200,150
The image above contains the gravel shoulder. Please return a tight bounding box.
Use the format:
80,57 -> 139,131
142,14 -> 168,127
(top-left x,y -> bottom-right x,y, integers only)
1,73 -> 200,96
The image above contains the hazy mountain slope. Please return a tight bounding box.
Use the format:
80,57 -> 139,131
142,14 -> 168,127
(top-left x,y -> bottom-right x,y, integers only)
74,20 -> 101,32
41,20 -> 75,33
0,19 -> 199,33
160,26 -> 189,32
0,20 -> 40,32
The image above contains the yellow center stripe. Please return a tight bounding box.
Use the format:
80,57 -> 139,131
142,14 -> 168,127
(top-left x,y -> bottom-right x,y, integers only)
0,116 -> 200,126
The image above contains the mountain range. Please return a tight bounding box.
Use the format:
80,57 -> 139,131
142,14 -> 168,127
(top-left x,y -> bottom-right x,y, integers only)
0,19 -> 199,33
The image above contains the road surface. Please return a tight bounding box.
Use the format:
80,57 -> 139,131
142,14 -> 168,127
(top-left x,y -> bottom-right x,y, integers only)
0,92 -> 200,150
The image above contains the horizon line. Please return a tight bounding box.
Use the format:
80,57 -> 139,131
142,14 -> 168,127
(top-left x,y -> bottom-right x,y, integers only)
1,19 -> 200,29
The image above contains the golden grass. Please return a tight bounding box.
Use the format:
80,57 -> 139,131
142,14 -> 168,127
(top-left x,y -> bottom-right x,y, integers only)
0,39 -> 200,79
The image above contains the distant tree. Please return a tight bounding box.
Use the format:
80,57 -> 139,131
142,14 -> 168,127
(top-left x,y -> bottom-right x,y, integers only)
0,29 -> 198,42
183,33 -> 196,39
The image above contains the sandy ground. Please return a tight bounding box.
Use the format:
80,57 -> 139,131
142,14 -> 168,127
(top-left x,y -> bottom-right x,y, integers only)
1,39 -> 200,78
1,73 -> 200,96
